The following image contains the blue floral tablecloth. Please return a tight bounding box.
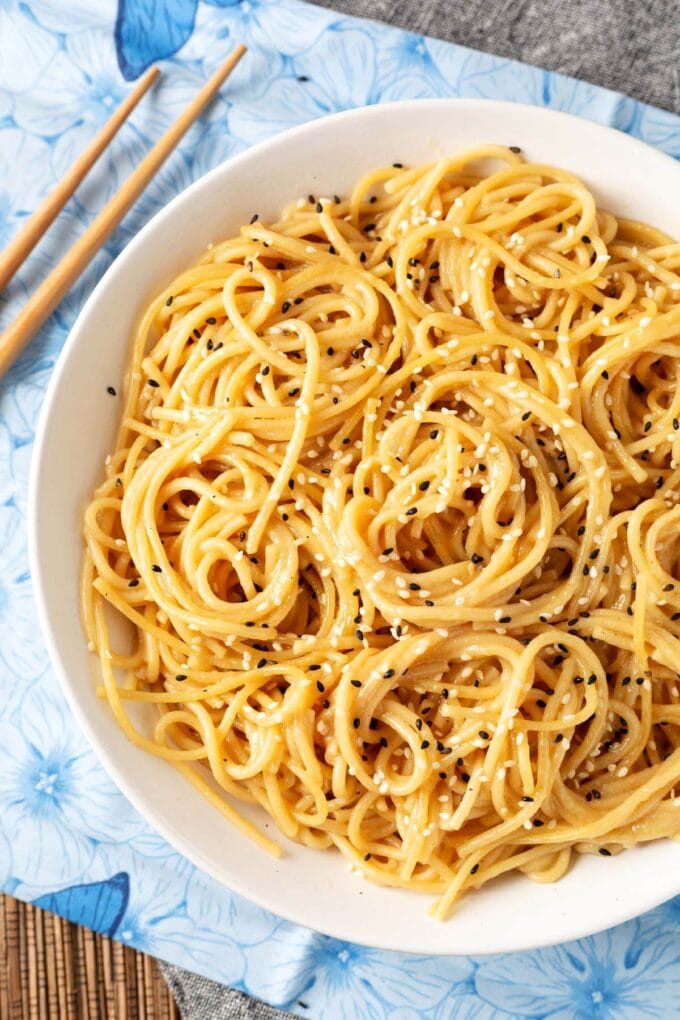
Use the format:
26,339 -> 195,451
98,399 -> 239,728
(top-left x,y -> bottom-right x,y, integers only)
4,2 -> 680,1017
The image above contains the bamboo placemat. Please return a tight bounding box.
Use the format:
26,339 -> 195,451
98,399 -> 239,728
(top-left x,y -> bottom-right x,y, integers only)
0,894 -> 179,1020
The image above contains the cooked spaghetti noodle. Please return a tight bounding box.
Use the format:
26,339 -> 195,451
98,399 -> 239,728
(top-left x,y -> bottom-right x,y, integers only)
82,147 -> 680,917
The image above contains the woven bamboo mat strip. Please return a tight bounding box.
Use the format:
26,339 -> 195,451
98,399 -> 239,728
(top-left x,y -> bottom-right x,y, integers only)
0,895 -> 180,1020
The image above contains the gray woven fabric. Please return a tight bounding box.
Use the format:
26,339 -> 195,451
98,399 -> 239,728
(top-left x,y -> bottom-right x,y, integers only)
163,968 -> 296,1020
162,2 -> 680,1016
315,0 -> 680,113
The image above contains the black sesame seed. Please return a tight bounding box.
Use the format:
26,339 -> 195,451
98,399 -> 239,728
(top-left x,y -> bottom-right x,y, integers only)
421,739 -> 430,749
151,564 -> 161,572
165,295 -> 174,306
353,718 -> 360,729
106,386 -> 116,396
128,579 -> 139,587
316,680 -> 325,693
599,848 -> 611,856
148,378 -> 160,388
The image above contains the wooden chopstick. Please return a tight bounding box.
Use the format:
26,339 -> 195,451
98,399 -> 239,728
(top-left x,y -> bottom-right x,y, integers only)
0,43 -> 246,380
0,66 -> 160,294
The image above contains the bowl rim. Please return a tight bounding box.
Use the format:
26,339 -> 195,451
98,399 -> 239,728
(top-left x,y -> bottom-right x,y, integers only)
28,97 -> 680,956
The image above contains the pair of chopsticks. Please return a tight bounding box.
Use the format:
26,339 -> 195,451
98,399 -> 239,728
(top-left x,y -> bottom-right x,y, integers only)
0,44 -> 246,379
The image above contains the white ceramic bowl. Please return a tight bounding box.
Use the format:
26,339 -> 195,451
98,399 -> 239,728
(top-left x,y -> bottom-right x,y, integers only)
29,99 -> 680,955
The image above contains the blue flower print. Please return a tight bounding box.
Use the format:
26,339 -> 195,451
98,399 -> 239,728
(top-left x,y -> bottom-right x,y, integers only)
0,507 -> 49,685
114,0 -> 331,79
229,24 -> 378,146
196,0 -> 332,59
639,891 -> 680,933
191,120 -> 245,179
425,46 -> 545,107
546,76 -> 637,134
375,28 -> 443,103
180,28 -> 284,108
0,130 -> 55,254
184,869 -> 279,947
12,32 -> 150,214
635,104 -> 680,158
435,994 -> 512,1020
34,873 -> 130,936
124,825 -> 186,861
108,151 -> 195,251
0,680 -> 144,887
0,420 -> 30,518
0,2 -> 58,94
105,123 -> 243,255
115,0 -> 199,80
27,0 -> 117,33
475,918 -> 680,1019
244,924 -> 473,1018
92,847 -> 246,983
